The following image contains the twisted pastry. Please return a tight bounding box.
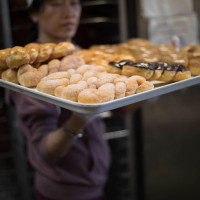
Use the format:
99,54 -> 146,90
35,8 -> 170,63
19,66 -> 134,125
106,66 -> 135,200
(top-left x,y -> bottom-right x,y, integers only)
18,64 -> 48,87
37,72 -> 70,96
4,42 -> 75,69
55,81 -> 88,102
52,71 -> 153,104
78,83 -> 115,104
59,54 -> 85,71
109,60 -> 191,82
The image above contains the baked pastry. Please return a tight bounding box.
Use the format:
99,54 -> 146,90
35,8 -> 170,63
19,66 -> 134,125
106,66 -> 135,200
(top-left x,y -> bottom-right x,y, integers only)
187,58 -> 200,76
51,42 -> 75,59
36,71 -> 71,95
48,59 -> 61,74
1,68 -> 19,84
59,54 -> 85,71
24,43 -> 40,64
0,48 -> 10,70
110,60 -> 191,82
18,64 -> 48,87
35,43 -> 56,63
55,81 -> 88,102
78,83 -> 115,104
6,46 -> 30,69
1,42 -> 75,69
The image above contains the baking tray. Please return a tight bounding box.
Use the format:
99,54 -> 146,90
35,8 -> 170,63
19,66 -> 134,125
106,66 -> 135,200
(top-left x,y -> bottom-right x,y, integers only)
0,76 -> 200,114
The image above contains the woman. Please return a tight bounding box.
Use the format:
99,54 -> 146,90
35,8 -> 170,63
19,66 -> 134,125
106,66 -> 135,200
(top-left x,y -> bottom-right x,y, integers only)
6,0 -> 110,200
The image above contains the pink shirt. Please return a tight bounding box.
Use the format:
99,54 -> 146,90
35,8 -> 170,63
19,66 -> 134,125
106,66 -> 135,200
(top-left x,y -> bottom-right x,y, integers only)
6,90 -> 110,200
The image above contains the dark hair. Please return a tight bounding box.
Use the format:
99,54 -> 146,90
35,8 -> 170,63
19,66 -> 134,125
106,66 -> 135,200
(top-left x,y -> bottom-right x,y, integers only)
27,0 -> 46,43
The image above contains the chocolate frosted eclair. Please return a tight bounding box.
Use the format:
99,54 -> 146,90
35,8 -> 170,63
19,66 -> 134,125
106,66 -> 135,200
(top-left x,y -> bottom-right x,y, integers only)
109,60 -> 191,82
121,61 -> 154,80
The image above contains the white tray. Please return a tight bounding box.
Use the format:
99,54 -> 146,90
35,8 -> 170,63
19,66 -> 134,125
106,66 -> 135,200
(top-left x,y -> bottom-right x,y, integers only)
0,76 -> 200,114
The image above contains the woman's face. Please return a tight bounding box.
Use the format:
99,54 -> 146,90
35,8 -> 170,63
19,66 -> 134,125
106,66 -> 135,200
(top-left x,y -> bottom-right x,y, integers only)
34,0 -> 81,42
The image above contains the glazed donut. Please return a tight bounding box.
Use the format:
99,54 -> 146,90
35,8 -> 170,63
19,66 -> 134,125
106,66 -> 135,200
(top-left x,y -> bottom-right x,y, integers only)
6,46 -> 30,69
24,43 -> 40,64
180,44 -> 200,59
0,48 -> 10,70
55,81 -> 88,102
59,54 -> 85,72
1,68 -> 19,84
35,43 -> 56,63
51,42 -> 75,59
187,58 -> 200,76
78,83 -> 115,104
0,42 -> 75,69
18,64 -> 48,87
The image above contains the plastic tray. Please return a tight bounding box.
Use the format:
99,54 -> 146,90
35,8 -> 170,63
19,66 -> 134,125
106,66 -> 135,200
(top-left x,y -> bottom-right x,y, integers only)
0,76 -> 200,114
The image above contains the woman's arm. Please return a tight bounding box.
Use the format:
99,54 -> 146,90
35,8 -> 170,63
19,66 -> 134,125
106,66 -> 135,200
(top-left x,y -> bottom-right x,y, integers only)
46,112 -> 87,158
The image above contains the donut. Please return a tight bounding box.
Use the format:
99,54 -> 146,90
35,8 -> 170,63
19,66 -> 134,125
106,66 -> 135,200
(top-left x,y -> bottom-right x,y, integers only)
1,68 -> 19,84
51,42 -> 75,59
187,58 -> 200,76
6,46 -> 30,69
24,43 -> 40,64
18,64 -> 48,87
35,43 -> 56,63
0,48 -> 10,70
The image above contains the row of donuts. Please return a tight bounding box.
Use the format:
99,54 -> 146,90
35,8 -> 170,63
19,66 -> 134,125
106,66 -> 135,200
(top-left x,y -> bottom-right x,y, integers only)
88,38 -> 200,76
0,54 -> 84,87
0,42 -> 75,70
36,65 -> 154,104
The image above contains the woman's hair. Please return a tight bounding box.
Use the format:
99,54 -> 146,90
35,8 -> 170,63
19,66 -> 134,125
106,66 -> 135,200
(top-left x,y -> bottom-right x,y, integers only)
27,0 -> 46,43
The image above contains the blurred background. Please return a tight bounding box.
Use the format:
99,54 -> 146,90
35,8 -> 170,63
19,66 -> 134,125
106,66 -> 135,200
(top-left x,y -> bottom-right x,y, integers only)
0,0 -> 200,200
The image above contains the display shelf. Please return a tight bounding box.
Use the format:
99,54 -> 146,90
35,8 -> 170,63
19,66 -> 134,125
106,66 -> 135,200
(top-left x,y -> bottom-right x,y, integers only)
0,76 -> 200,114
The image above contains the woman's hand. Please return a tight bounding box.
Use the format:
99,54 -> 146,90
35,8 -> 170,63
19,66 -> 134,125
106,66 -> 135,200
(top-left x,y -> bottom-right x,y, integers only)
65,112 -> 99,133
